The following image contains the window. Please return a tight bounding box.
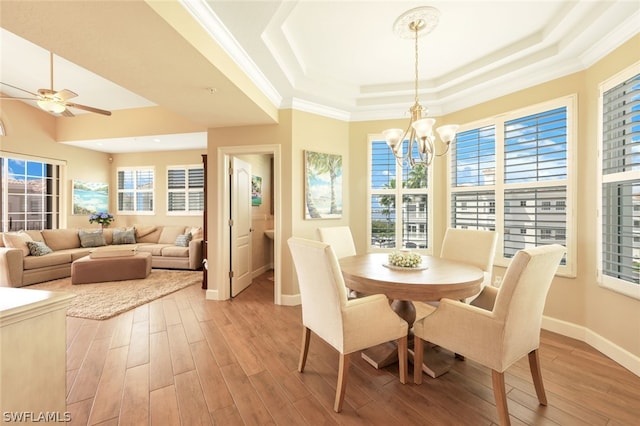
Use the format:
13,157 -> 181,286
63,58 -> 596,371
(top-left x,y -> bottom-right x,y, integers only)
449,96 -> 576,274
0,155 -> 63,231
117,167 -> 154,214
450,125 -> 496,231
167,165 -> 204,215
368,137 -> 431,250
598,63 -> 640,299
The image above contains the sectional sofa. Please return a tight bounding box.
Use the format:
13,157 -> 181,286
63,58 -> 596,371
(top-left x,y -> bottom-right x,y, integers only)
0,225 -> 203,288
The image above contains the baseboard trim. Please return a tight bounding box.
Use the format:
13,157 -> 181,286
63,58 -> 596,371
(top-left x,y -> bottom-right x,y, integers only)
205,288 -> 220,300
542,316 -> 640,377
252,264 -> 271,279
280,293 -> 301,306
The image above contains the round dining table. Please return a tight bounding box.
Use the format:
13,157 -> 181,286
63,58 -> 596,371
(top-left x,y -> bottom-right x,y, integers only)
339,252 -> 484,378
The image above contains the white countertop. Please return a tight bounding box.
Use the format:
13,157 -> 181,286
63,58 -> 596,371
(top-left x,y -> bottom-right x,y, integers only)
0,287 -> 75,326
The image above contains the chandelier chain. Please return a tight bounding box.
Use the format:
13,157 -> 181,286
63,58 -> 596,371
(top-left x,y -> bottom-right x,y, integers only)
414,25 -> 419,105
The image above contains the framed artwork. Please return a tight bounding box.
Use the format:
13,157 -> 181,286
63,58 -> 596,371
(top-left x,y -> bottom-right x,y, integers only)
251,175 -> 263,206
72,180 -> 109,215
304,150 -> 342,219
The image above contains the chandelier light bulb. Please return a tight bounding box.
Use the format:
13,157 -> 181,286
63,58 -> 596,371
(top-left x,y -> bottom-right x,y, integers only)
382,128 -> 404,150
412,118 -> 436,139
436,124 -> 460,144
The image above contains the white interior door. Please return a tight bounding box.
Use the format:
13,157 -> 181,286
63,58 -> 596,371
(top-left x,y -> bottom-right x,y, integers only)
231,157 -> 253,296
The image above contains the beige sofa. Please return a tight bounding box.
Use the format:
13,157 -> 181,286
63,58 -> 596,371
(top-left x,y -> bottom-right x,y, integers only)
0,225 -> 203,288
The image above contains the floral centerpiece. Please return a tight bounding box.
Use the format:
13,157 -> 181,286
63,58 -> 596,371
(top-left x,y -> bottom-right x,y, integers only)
388,250 -> 423,268
89,211 -> 114,228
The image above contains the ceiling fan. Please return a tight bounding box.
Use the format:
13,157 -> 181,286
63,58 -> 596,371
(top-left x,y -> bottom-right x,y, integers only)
0,52 -> 111,116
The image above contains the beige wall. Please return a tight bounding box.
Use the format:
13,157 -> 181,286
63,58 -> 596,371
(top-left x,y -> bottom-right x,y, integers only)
348,35 -> 640,359
207,111 -> 294,293
0,101 -> 205,230
582,36 -> 640,355
206,109 -> 350,296
2,32 -> 638,364
0,98 -> 110,230
55,106 -> 205,142
110,149 -> 205,229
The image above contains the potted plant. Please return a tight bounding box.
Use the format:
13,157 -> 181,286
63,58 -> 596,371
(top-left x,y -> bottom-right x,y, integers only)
89,211 -> 114,228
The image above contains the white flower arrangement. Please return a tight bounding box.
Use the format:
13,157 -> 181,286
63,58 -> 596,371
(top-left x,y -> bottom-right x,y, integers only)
388,250 -> 422,268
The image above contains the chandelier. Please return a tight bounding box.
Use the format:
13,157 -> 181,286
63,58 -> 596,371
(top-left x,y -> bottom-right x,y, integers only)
383,6 -> 458,168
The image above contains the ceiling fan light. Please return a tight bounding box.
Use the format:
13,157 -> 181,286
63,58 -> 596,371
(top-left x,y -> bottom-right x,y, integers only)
436,124 -> 459,143
37,99 -> 66,114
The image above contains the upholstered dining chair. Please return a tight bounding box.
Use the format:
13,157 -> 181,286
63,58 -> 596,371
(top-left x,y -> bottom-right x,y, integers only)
440,227 -> 498,302
288,237 -> 408,412
413,244 -> 566,426
317,226 -> 357,259
317,226 -> 359,298
414,227 -> 498,322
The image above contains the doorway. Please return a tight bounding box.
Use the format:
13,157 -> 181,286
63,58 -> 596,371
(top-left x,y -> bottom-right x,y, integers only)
211,144 -> 282,304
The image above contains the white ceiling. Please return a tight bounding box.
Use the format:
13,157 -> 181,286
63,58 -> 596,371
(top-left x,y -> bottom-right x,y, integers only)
1,0 -> 638,153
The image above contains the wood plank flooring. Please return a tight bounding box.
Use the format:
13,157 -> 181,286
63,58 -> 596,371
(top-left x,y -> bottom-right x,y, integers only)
65,270 -> 640,425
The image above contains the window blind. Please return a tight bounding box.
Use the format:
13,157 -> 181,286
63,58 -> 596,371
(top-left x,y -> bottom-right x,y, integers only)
117,168 -> 154,213
451,191 -> 496,230
600,72 -> 640,285
504,187 -> 567,262
504,107 -> 567,184
452,126 -> 495,187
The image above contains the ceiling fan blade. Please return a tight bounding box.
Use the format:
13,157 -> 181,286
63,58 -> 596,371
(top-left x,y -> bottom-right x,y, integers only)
56,89 -> 78,101
65,102 -> 112,116
0,96 -> 39,101
0,81 -> 39,97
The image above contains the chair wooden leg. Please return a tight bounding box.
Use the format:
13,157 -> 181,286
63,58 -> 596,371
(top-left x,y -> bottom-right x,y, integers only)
397,335 -> 408,384
491,370 -> 510,426
413,336 -> 424,384
528,349 -> 547,405
334,353 -> 351,412
298,327 -> 311,373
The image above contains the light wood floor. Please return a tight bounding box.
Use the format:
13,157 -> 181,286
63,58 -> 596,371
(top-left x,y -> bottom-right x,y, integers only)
65,270 -> 640,425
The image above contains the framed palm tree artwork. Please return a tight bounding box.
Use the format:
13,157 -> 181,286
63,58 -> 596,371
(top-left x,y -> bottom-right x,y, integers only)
304,150 -> 342,219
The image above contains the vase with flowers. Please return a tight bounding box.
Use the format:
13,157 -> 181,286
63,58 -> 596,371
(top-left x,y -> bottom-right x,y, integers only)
89,211 -> 114,228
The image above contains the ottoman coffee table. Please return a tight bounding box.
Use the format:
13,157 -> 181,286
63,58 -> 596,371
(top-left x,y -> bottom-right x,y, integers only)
71,251 -> 152,285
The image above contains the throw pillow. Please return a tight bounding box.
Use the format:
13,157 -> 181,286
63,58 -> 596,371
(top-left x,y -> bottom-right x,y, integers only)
112,228 -> 137,245
2,231 -> 33,257
175,232 -> 193,247
190,227 -> 203,239
135,225 -> 157,238
79,229 -> 107,248
26,241 -> 53,256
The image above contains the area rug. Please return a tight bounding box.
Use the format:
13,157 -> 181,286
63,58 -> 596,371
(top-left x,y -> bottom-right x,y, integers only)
29,270 -> 202,320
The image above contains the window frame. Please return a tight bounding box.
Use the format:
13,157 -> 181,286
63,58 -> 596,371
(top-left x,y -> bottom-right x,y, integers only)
447,95 -> 577,277
596,61 -> 640,300
166,164 -> 205,216
367,134 -> 434,254
116,166 -> 155,215
0,152 -> 65,231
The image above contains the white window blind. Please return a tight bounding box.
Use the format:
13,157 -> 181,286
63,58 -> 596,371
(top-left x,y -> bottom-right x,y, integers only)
449,96 -> 575,274
598,65 -> 640,298
117,167 -> 154,214
369,137 -> 430,250
503,107 -> 568,263
167,165 -> 204,214
450,125 -> 496,231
